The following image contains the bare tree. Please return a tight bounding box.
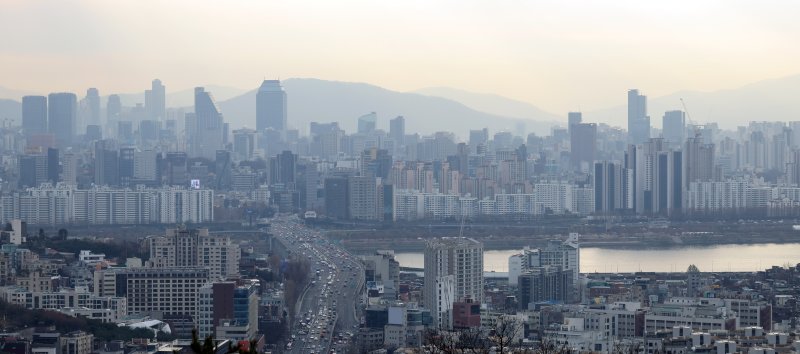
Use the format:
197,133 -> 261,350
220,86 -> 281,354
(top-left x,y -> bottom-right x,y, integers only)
424,328 -> 460,354
487,315 -> 524,353
610,340 -> 642,354
456,327 -> 489,354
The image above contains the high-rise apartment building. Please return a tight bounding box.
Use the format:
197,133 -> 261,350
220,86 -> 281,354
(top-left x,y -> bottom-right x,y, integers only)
662,110 -> 686,148
256,80 -> 287,132
48,92 -> 77,147
147,228 -> 240,280
627,89 -> 650,145
61,152 -> 79,186
654,150 -> 683,214
684,136 -> 715,185
423,237 -> 483,329
348,176 -> 379,221
594,161 -> 628,213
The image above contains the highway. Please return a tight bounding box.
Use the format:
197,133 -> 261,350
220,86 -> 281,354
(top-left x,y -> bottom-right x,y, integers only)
270,215 -> 365,354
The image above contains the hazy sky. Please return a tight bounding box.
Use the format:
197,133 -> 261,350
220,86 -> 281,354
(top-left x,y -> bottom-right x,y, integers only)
2,0 -> 799,113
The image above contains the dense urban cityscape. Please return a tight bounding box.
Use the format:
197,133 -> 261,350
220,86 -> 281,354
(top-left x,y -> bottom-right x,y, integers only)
0,74 -> 797,353
2,1 -> 800,354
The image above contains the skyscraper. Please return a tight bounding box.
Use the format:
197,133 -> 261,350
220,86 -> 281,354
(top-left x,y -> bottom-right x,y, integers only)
107,95 -> 121,123
662,110 -> 686,148
256,80 -> 287,132
232,128 -> 258,160
570,123 -> 597,171
18,154 -> 47,189
567,111 -> 582,134
47,148 -> 59,184
469,128 -> 489,154
424,237 -> 483,329
118,147 -> 135,186
86,88 -> 101,127
324,175 -> 353,219
21,96 -> 47,139
146,79 -> 166,121
390,116 -> 405,146
269,150 -> 297,185
189,87 -> 225,159
627,89 -> 650,145
94,140 -> 119,187
48,92 -> 77,147
358,112 -> 377,134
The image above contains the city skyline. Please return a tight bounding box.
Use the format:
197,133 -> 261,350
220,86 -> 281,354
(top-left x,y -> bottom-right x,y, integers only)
2,1 -> 800,117
4,2 -> 800,353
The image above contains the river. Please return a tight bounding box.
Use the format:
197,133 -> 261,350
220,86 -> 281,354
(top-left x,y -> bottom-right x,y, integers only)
394,243 -> 800,273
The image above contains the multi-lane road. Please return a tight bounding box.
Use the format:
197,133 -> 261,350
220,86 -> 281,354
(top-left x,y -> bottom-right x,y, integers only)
270,216 -> 365,354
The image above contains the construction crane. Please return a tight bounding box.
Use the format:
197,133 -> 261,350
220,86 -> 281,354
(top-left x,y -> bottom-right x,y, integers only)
680,98 -> 701,138
679,98 -> 695,126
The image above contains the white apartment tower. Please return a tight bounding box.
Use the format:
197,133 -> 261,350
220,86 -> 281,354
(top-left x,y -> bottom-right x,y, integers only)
424,237 -> 483,329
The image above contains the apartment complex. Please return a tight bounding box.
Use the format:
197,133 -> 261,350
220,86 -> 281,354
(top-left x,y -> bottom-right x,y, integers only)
147,228 -> 240,280
0,184 -> 213,225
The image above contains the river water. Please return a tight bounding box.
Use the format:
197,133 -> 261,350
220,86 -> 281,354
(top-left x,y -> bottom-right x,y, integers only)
394,243 -> 800,273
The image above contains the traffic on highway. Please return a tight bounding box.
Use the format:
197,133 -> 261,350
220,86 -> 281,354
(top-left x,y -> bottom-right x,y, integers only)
270,216 -> 365,354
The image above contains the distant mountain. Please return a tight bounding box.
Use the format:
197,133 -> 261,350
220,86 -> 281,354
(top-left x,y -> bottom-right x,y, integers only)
0,99 -> 20,123
413,87 -> 562,123
0,86 -> 36,101
217,78 -> 556,136
112,85 -> 246,107
588,74 -> 800,129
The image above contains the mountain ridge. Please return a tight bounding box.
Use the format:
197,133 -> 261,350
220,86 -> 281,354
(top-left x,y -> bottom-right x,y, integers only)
217,78 -> 556,136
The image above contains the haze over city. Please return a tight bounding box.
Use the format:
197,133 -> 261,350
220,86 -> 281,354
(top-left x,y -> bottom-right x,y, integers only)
3,2 -> 800,354
3,0 -> 800,124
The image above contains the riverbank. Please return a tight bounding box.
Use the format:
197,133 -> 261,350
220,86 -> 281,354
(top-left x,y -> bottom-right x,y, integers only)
394,244 -> 800,273
323,220 -> 800,253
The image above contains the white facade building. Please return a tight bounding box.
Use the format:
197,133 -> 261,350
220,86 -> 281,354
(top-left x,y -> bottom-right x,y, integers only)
423,237 -> 483,329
